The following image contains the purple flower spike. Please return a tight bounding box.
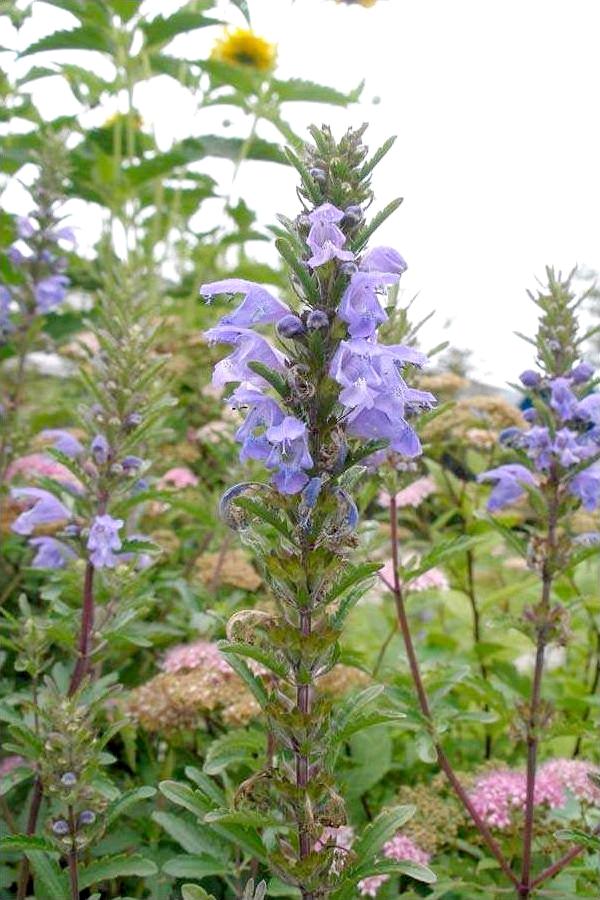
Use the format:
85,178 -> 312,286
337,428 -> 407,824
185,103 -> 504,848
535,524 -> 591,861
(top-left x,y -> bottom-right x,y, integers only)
204,325 -> 287,388
34,274 -> 69,313
11,488 -> 71,535
577,393 -> 600,426
91,434 -> 110,464
29,536 -> 76,569
571,361 -> 595,384
569,464 -> 600,511
478,464 -> 537,511
307,203 -> 345,225
520,370 -> 541,388
39,429 -> 84,458
231,385 -> 284,463
338,271 -> 399,338
549,377 -> 577,421
87,514 -> 124,568
360,246 -> 407,277
265,416 -> 313,495
306,204 -> 354,269
17,217 -> 36,239
201,279 -> 290,327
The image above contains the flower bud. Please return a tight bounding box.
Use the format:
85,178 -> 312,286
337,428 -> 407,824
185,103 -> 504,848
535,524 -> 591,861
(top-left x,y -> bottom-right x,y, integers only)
309,167 -> 327,185
60,771 -> 77,787
342,205 -> 363,227
520,370 -> 541,388
52,819 -> 70,836
91,434 -> 109,464
306,309 -> 329,330
78,810 -> 96,826
124,412 -> 142,430
276,314 -> 306,339
339,261 -> 358,277
523,407 -> 537,423
570,361 -> 594,384
499,427 -> 523,447
122,455 -> 143,474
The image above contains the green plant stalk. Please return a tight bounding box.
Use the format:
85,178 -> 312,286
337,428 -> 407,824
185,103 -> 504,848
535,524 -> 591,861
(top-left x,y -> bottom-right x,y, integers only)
388,494 -> 519,888
518,470 -> 559,898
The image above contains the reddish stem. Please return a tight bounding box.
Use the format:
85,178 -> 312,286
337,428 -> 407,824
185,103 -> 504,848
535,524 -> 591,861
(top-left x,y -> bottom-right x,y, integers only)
388,495 -> 518,888
68,561 -> 95,696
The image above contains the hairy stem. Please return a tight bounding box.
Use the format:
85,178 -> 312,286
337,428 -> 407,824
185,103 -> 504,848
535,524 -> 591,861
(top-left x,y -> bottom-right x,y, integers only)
465,549 -> 492,758
68,561 -> 96,696
389,495 -> 518,888
67,805 -> 79,900
519,473 -> 558,898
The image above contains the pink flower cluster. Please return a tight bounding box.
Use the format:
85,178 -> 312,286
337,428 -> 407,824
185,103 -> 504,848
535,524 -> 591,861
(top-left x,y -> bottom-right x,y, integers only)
379,560 -> 449,594
358,833 -> 430,897
157,467 -> 199,490
469,759 -> 600,829
6,453 -> 82,492
378,476 -> 436,510
161,640 -> 232,677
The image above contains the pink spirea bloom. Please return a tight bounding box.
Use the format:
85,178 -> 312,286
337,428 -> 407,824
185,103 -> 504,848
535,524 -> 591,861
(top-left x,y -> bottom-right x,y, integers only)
469,759 -> 600,830
161,639 -> 232,676
6,453 -> 82,492
0,755 -> 26,777
315,826 -> 355,875
378,476 -> 436,509
539,759 -> 600,804
379,560 -> 449,594
358,833 -> 430,896
158,467 -> 199,490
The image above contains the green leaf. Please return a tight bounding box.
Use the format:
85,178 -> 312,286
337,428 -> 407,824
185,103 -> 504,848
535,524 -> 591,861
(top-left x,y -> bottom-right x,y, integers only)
106,0 -> 140,22
141,11 -> 220,47
234,496 -> 295,543
184,767 -> 226,806
230,0 -> 251,24
275,237 -> 320,304
406,535 -> 484,579
360,136 -> 397,180
271,78 -> 362,107
324,562 -> 382,607
20,26 -> 112,57
104,785 -> 157,827
0,763 -> 33,796
28,852 -> 68,900
352,198 -> 403,252
554,828 -> 600,851
0,834 -> 58,853
203,730 -> 265,775
352,806 -> 416,866
159,780 -> 211,818
152,811 -> 211,855
182,885 -> 217,900
247,361 -> 291,401
201,58 -> 261,94
79,854 -> 158,890
351,859 -> 436,884
218,640 -> 288,679
214,652 -> 268,707
162,855 -> 228,879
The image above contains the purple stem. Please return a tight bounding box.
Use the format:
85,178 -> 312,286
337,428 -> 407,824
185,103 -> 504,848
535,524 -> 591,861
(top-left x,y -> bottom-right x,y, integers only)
389,495 -> 519,888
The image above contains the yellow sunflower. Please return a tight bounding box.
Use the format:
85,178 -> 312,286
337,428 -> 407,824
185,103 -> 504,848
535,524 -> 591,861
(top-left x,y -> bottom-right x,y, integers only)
211,28 -> 277,73
336,0 -> 379,7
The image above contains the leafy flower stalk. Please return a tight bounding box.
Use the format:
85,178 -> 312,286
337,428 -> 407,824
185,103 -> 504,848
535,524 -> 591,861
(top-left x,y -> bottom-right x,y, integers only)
9,255 -> 169,899
478,268 -> 600,896
203,125 -> 435,898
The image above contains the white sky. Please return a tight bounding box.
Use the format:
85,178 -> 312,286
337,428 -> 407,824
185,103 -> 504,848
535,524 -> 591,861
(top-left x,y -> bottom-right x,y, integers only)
2,0 -> 600,385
